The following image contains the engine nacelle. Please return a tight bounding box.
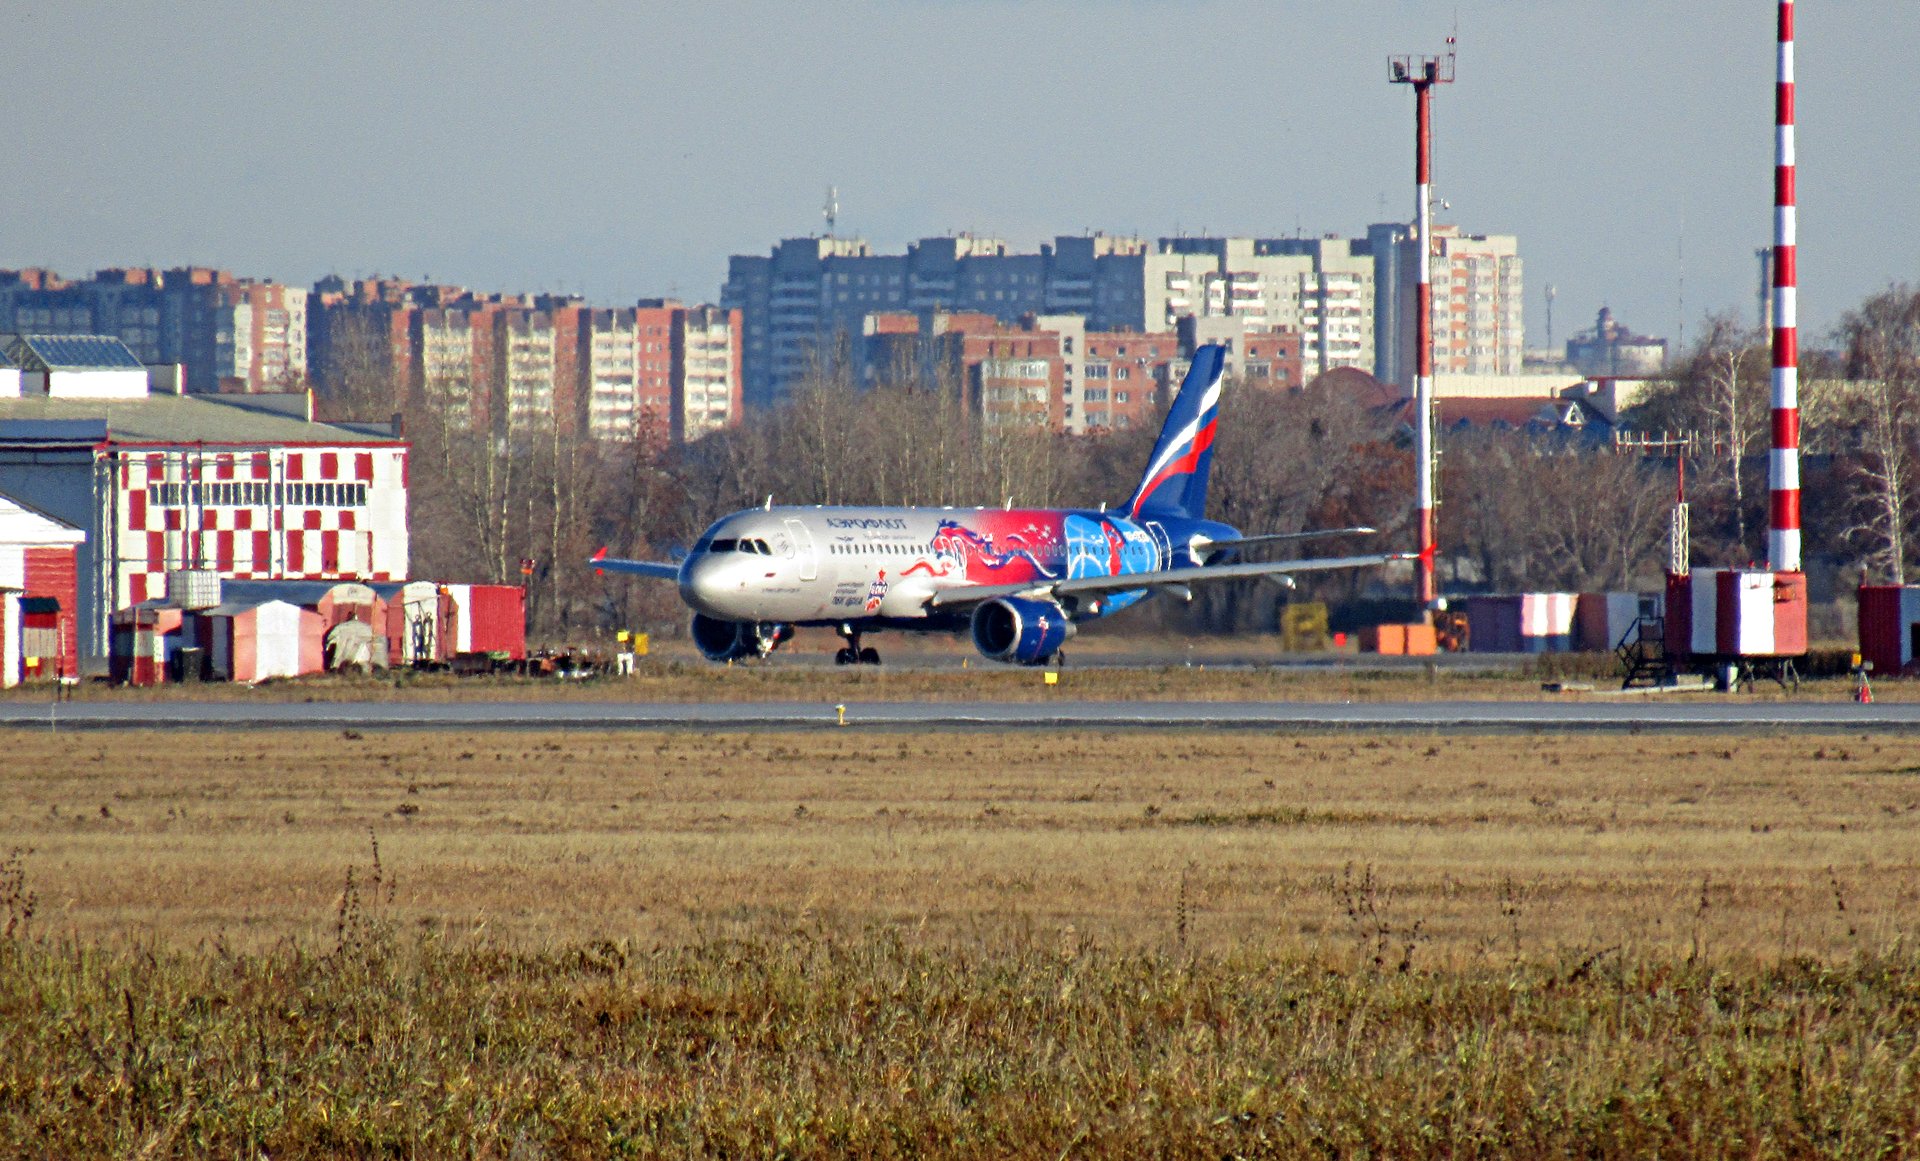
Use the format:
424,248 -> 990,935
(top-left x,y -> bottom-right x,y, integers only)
970,597 -> 1076,666
691,613 -> 756,662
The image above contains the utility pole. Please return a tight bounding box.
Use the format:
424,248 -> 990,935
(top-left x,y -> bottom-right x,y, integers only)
1389,48 -> 1454,610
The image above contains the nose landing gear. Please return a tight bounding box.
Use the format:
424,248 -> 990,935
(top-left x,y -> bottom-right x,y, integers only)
754,623 -> 795,658
833,623 -> 881,666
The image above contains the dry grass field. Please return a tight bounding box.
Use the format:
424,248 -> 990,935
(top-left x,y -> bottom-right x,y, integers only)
2,727 -> 1918,1156
2,653 -> 1904,705
3,728 -> 1918,958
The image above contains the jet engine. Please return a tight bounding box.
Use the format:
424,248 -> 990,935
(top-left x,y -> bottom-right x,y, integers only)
691,613 -> 756,662
969,597 -> 1075,665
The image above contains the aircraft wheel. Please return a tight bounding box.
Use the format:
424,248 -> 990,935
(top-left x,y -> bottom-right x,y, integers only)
858,647 -> 880,665
834,648 -> 855,665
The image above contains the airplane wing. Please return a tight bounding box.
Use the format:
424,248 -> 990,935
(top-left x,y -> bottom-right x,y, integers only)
589,547 -> 680,580
925,552 -> 1412,611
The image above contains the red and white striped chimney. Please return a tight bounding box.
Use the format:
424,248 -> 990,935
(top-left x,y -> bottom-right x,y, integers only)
1769,0 -> 1801,572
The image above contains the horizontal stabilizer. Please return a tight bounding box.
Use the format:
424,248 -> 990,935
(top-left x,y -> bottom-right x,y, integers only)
1197,526 -> 1378,554
589,547 -> 679,580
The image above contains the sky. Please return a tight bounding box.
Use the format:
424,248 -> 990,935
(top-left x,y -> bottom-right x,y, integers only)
3,1 -> 1915,352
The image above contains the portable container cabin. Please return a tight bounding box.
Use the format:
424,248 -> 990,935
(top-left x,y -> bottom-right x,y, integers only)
446,584 -> 526,659
1664,569 -> 1807,660
204,599 -> 325,682
1463,593 -> 1577,653
1574,592 -> 1659,653
1857,584 -> 1920,677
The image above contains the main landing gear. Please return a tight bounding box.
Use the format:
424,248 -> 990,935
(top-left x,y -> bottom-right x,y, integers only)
834,623 -> 880,666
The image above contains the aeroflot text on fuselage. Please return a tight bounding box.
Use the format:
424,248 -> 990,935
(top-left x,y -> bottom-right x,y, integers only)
823,517 -> 909,530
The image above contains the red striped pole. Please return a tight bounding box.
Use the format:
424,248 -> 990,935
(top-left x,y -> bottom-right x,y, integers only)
1390,53 -> 1451,608
1769,0 -> 1801,572
1413,75 -> 1436,607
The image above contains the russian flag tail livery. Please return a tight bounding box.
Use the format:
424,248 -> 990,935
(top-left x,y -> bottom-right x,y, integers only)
1126,342 -> 1226,522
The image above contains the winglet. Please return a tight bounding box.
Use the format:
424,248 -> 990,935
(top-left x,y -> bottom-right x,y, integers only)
592,545 -> 608,574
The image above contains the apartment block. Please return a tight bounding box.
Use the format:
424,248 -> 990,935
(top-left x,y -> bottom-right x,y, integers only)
857,310 -> 1300,435
311,279 -> 740,446
670,304 -> 743,444
727,223 -> 1530,406
0,267 -> 307,393
1368,224 -> 1525,387
726,230 -> 1421,408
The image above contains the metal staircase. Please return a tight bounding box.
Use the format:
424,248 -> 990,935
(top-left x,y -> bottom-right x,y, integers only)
1617,615 -> 1671,688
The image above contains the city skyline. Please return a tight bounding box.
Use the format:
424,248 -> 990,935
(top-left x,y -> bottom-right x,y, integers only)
3,2 -> 1914,354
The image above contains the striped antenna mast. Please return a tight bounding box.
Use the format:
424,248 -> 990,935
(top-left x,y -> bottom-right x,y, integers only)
1769,0 -> 1801,571
1389,48 -> 1455,609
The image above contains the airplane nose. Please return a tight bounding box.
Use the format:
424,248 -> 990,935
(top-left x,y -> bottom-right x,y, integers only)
678,554 -> 731,616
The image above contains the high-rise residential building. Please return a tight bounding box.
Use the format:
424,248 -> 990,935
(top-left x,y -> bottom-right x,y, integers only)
559,306 -> 646,443
0,267 -> 307,393
1154,237 -> 1374,376
1367,224 -> 1525,388
855,310 -> 1302,435
310,279 -> 739,446
671,304 -> 743,444
726,232 -> 1420,408
500,308 -> 559,430
212,281 -> 308,393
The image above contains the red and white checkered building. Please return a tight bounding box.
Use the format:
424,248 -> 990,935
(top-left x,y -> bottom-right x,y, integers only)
0,338 -> 408,669
113,444 -> 407,605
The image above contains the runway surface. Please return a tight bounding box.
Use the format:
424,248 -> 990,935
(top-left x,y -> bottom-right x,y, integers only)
2,698 -> 1913,731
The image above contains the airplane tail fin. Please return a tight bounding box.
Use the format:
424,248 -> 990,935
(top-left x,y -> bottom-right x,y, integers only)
1124,343 -> 1225,522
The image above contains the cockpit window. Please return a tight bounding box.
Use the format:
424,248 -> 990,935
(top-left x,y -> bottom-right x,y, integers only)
709,538 -> 738,553
753,539 -> 771,555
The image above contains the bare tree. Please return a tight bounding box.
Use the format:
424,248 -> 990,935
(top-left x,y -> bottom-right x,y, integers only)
310,310 -> 402,424
1625,315 -> 1770,563
1442,431 -> 1672,592
1835,285 -> 1920,583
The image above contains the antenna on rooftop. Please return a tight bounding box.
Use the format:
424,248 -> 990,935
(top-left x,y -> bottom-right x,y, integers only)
824,186 -> 839,237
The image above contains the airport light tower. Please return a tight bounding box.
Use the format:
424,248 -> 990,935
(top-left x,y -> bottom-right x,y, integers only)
1389,49 -> 1453,610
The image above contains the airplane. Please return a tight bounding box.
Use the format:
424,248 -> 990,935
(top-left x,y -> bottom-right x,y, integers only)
592,343 -> 1407,666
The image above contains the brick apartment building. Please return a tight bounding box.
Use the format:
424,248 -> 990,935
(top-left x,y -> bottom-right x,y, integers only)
725,226 -> 1522,408
309,278 -> 742,446
860,312 -> 1305,434
0,267 -> 309,394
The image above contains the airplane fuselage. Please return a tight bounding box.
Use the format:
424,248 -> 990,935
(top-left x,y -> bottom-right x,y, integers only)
679,505 -> 1238,629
